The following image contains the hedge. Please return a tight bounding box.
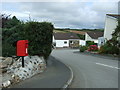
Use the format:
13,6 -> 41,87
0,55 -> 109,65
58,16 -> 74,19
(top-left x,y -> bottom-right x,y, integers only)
23,21 -> 54,59
2,17 -> 54,61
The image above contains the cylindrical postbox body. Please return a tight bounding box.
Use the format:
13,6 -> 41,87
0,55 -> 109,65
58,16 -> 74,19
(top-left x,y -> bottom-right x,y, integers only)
16,40 -> 28,56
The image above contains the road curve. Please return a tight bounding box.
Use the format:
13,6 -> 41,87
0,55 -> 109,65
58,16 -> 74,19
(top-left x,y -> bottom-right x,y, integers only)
51,49 -> 118,88
10,56 -> 71,88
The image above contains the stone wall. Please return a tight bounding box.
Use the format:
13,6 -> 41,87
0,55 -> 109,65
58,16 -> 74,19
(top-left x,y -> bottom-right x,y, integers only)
1,56 -> 46,88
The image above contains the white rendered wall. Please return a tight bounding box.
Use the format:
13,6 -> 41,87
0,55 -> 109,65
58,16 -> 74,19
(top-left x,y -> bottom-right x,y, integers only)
94,40 -> 98,43
79,40 -> 86,46
52,36 -> 55,43
98,37 -> 105,47
104,16 -> 118,40
85,33 -> 98,43
56,40 -> 69,47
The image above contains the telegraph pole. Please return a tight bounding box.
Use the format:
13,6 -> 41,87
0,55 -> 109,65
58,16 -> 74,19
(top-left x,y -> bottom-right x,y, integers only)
29,13 -> 31,21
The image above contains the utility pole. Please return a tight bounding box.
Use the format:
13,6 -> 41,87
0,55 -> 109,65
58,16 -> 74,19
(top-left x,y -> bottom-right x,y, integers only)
29,13 -> 31,21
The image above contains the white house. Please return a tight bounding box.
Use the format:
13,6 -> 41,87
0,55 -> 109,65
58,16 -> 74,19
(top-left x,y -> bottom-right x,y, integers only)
79,40 -> 86,46
98,37 -> 105,48
98,14 -> 120,47
104,14 -> 120,41
53,32 -> 86,48
85,31 -> 104,44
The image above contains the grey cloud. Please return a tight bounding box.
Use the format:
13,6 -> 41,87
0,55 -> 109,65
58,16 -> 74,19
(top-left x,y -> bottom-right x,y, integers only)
18,2 -> 118,29
92,2 -> 118,13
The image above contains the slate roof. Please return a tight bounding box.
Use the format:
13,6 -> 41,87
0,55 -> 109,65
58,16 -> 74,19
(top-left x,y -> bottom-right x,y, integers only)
53,33 -> 80,40
87,31 -> 104,39
107,14 -> 120,19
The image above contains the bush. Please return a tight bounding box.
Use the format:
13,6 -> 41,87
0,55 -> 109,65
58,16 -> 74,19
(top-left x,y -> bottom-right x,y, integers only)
2,23 -> 25,57
79,46 -> 88,52
88,45 -> 98,51
86,41 -> 96,46
99,43 -> 119,55
2,15 -> 54,61
24,21 -> 54,59
2,15 -> 25,57
77,34 -> 85,40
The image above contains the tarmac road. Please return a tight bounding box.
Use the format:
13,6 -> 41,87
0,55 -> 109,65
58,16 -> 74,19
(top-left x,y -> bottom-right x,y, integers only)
10,56 -> 71,88
51,49 -> 118,88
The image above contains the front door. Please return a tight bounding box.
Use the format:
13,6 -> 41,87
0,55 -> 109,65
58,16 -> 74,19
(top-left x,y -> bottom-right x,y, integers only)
69,40 -> 79,48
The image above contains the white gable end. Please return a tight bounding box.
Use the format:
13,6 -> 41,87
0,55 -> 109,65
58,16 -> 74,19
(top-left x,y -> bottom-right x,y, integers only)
104,15 -> 118,40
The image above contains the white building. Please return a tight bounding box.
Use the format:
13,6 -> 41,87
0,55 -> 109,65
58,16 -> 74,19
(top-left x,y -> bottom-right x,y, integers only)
79,40 -> 86,46
104,14 -> 120,41
53,33 -> 86,48
85,31 -> 104,44
98,14 -> 120,47
98,37 -> 105,48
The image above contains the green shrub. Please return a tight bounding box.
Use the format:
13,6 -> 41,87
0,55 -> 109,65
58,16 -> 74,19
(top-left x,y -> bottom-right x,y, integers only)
2,42 -> 16,57
86,41 -> 96,46
2,23 -> 24,57
77,34 -> 85,40
99,42 -> 119,55
24,21 -> 54,59
79,46 -> 88,52
2,16 -> 54,61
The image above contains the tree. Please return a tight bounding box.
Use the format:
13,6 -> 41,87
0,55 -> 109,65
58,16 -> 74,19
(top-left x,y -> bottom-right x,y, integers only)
112,18 -> 120,48
2,15 -> 24,57
0,14 -> 11,28
6,16 -> 21,28
0,14 -> 20,28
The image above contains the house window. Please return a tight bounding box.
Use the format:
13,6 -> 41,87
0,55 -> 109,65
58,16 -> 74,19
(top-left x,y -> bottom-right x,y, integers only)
70,41 -> 73,44
75,41 -> 78,44
64,41 -> 67,44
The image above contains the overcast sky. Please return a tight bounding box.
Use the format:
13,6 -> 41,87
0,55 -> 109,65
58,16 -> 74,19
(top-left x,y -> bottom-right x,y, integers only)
1,0 -> 119,29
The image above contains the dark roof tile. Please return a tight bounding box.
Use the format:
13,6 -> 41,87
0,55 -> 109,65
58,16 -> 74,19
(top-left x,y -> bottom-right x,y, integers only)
107,14 -> 120,19
87,31 -> 104,39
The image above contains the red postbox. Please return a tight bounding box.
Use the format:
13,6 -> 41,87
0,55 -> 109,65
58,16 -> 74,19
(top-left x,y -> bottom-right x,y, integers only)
16,40 -> 28,56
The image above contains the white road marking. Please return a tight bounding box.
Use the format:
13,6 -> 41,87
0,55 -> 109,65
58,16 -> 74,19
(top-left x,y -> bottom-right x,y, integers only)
96,63 -> 119,69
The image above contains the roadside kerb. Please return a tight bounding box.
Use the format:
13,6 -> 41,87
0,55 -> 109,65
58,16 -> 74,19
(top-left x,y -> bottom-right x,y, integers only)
62,65 -> 73,89
51,56 -> 74,89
